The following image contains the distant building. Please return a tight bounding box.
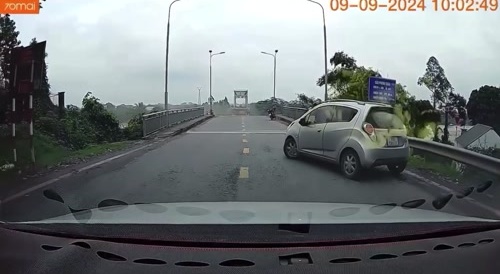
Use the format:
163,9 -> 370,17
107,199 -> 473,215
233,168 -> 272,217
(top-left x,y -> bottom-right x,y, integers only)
455,124 -> 500,149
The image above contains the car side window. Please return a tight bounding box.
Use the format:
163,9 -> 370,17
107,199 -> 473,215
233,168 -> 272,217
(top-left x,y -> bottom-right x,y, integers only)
330,106 -> 358,122
306,107 -> 329,124
305,113 -> 316,124
321,106 -> 337,123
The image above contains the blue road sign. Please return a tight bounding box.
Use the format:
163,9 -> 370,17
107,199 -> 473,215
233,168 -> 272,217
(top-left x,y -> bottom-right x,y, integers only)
368,77 -> 396,103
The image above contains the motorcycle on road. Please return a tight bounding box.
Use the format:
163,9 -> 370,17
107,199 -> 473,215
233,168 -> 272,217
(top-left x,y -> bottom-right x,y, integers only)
268,109 -> 276,120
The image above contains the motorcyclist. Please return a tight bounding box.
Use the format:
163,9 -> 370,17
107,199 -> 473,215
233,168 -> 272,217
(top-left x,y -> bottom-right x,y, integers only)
268,106 -> 277,120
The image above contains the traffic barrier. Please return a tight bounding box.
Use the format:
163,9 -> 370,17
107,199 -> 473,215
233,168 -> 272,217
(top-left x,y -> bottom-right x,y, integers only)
142,107 -> 204,137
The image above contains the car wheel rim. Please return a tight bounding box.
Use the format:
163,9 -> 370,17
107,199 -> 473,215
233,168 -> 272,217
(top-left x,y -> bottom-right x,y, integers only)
286,141 -> 297,157
344,154 -> 357,175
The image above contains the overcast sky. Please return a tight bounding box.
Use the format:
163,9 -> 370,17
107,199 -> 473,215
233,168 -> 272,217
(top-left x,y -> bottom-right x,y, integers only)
11,0 -> 500,106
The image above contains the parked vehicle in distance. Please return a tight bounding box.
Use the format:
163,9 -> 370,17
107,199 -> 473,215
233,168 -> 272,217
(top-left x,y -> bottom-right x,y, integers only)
283,99 -> 410,179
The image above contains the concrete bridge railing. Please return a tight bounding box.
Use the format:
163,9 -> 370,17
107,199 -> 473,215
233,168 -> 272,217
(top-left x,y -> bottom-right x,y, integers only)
142,107 -> 205,137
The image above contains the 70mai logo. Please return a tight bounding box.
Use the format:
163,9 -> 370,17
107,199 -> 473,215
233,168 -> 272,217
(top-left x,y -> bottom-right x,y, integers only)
0,0 -> 39,14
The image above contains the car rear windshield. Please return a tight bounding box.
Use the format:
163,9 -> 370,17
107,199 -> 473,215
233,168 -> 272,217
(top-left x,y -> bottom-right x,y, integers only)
365,107 -> 405,129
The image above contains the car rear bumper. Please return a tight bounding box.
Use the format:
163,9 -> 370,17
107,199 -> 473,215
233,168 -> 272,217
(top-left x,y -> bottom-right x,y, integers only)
363,146 -> 410,168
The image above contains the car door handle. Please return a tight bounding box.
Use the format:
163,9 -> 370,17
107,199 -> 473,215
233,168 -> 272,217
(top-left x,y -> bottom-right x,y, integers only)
317,130 -> 321,132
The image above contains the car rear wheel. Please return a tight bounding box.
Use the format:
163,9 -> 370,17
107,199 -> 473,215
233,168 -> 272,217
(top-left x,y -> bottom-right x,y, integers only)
387,162 -> 407,175
284,138 -> 298,159
340,149 -> 362,179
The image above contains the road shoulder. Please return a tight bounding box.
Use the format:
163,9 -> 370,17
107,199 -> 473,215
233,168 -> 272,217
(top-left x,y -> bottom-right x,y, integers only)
0,115 -> 213,201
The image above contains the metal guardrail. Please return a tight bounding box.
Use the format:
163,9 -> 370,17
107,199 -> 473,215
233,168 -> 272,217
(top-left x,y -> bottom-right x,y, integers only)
280,106 -> 308,120
408,137 -> 500,177
277,109 -> 500,177
142,107 -> 204,137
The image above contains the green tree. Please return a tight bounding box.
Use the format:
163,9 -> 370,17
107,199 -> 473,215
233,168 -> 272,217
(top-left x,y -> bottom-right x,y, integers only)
466,85 -> 500,133
395,84 -> 412,106
296,93 -> 322,109
222,96 -> 230,107
406,99 -> 441,138
330,51 -> 358,70
81,92 -> 121,142
417,57 -> 452,107
134,102 -> 146,112
448,92 -> 467,125
392,84 -> 414,135
0,15 -> 21,123
62,104 -> 95,149
123,113 -> 143,140
209,97 -> 231,115
104,102 -> 115,111
249,98 -> 274,115
0,14 -> 21,88
417,56 -> 454,142
313,51 -> 444,139
106,103 -> 150,123
317,51 -> 358,98
338,66 -> 381,101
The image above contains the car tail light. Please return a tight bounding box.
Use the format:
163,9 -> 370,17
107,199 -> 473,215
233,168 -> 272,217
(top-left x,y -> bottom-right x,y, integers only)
363,123 -> 375,136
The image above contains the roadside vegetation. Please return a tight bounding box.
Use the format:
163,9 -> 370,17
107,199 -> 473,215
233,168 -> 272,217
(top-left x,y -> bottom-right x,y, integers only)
0,89 -> 142,175
0,13 -> 146,175
407,147 -> 499,185
249,51 -> 500,182
407,155 -> 462,180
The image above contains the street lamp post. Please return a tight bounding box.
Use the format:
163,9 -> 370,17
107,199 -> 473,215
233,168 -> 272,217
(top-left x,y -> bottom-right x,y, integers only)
209,50 -> 225,115
261,49 -> 278,100
165,0 -> 182,128
306,0 -> 328,102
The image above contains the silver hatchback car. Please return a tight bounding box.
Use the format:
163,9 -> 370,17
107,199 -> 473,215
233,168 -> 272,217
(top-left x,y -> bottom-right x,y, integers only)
283,100 -> 410,179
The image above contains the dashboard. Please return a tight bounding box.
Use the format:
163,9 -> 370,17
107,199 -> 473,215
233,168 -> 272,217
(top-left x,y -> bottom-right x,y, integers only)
1,223 -> 499,273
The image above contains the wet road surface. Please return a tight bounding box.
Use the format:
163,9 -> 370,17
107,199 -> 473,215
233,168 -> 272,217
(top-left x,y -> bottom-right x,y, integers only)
0,115 -> 494,221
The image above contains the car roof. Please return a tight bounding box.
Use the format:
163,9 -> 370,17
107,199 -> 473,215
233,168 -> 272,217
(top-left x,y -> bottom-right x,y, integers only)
316,99 -> 392,108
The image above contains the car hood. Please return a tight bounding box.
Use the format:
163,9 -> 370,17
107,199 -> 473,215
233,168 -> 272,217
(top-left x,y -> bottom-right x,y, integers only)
15,202 -> 498,225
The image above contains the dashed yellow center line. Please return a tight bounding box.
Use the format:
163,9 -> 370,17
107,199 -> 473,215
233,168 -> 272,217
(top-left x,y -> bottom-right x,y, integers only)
239,116 -> 249,178
239,167 -> 249,178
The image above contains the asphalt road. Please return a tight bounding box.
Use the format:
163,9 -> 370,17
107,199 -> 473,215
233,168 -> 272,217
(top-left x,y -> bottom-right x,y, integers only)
0,116 -> 494,222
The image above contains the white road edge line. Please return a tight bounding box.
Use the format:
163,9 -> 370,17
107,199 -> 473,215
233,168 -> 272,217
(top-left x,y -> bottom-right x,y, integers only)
2,143 -> 154,204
